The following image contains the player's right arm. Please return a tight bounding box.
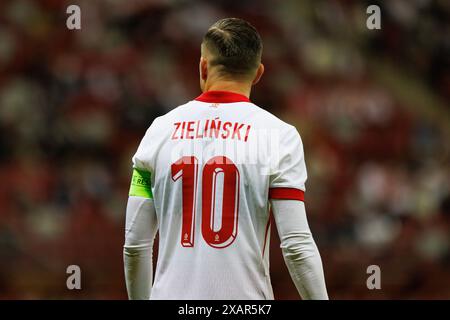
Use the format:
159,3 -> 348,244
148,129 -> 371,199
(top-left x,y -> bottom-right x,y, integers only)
269,125 -> 328,300
270,199 -> 328,299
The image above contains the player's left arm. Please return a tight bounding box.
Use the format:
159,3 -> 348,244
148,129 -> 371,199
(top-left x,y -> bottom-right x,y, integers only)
123,120 -> 160,300
123,166 -> 157,299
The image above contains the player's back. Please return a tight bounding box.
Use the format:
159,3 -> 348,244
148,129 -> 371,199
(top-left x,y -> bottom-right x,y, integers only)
133,91 -> 307,299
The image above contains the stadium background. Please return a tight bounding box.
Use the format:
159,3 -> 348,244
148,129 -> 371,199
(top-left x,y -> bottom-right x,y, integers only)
0,0 -> 449,299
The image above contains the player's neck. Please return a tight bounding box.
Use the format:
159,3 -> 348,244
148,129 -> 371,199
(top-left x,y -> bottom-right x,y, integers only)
204,80 -> 251,98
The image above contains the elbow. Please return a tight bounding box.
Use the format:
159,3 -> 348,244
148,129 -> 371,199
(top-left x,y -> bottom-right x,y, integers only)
280,232 -> 319,262
123,237 -> 153,257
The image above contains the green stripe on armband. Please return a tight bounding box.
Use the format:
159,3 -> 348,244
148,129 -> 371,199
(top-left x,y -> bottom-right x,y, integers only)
129,168 -> 153,198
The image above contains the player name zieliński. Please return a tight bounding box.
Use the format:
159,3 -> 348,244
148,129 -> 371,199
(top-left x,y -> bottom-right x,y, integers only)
171,118 -> 252,141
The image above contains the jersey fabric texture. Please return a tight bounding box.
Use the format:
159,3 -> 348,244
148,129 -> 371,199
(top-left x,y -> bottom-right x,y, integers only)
132,90 -> 307,299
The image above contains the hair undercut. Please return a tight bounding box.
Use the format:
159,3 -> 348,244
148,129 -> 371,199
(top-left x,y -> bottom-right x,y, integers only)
202,18 -> 263,79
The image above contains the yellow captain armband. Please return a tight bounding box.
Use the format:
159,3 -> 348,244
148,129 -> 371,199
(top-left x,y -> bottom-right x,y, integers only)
129,168 -> 153,199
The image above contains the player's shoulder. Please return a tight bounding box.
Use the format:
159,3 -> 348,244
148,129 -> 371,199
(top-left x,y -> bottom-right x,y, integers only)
249,102 -> 298,132
145,99 -> 298,135
145,101 -> 192,130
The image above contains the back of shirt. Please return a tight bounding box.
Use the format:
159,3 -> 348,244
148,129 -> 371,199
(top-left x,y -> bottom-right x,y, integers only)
132,91 -> 307,299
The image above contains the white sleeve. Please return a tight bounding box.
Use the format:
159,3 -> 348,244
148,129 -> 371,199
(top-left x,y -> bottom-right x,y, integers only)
124,120 -> 159,300
123,195 -> 158,300
269,126 -> 307,201
132,117 -> 161,173
271,199 -> 328,300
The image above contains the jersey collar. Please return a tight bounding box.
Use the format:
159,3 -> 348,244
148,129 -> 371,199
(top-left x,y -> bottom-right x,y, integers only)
194,90 -> 251,103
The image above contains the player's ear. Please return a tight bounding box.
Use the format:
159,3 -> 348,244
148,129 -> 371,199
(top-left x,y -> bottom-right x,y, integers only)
200,57 -> 208,81
252,63 -> 264,85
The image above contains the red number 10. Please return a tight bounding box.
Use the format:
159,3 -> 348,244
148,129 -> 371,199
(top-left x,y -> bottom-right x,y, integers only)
171,156 -> 240,249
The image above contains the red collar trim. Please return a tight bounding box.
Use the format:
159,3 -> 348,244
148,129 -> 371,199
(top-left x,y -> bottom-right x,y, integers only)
195,91 -> 251,103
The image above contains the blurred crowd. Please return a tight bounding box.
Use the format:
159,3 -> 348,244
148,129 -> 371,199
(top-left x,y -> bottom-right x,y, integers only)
0,0 -> 449,299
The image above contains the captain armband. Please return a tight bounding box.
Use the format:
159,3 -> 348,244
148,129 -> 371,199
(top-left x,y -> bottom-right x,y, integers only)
129,168 -> 153,199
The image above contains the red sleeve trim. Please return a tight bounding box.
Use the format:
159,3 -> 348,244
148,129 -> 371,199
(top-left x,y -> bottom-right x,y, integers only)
269,188 -> 305,201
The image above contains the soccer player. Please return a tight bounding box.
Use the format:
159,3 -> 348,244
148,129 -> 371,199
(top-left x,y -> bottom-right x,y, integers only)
124,18 -> 328,300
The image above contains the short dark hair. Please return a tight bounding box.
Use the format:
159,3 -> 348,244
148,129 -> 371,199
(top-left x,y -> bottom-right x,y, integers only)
202,18 -> 263,78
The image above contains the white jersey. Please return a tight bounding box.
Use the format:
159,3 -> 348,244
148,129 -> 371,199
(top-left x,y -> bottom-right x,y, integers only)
132,90 -> 307,300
